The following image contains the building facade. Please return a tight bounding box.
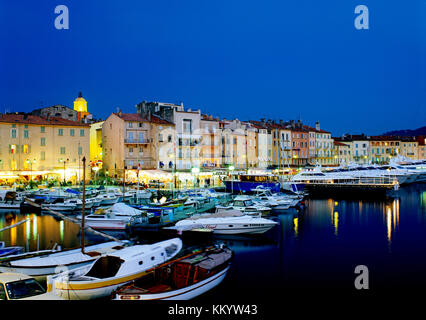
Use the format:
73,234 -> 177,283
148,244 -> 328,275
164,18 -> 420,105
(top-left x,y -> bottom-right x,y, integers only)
0,114 -> 90,183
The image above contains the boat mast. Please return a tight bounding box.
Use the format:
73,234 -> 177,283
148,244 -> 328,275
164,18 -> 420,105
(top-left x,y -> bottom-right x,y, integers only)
81,156 -> 86,254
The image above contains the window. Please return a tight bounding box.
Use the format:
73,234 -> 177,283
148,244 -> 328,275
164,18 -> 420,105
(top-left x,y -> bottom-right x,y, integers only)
23,144 -> 29,154
12,124 -> 16,128
128,122 -> 133,128
70,129 -> 75,136
11,129 -> 16,138
41,138 -> 45,146
24,130 -> 29,138
183,119 -> 192,133
168,135 -> 172,142
60,147 -> 66,154
40,151 -> 45,161
78,146 -> 82,155
41,126 -> 45,133
58,129 -> 63,136
0,284 -> 6,300
80,129 -> 85,137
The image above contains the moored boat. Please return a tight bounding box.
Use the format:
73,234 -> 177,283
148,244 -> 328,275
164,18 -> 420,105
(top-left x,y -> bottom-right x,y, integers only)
112,245 -> 232,300
47,238 -> 183,300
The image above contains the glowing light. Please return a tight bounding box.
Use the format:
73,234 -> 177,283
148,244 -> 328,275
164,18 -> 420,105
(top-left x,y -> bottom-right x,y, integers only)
333,211 -> 339,236
59,220 -> 64,242
293,217 -> 298,236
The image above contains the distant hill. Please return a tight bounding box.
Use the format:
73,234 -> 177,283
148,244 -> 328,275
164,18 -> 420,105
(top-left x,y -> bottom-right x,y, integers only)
383,126 -> 426,137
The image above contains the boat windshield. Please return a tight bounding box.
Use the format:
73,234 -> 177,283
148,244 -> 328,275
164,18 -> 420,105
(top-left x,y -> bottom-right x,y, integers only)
5,279 -> 46,300
86,256 -> 124,279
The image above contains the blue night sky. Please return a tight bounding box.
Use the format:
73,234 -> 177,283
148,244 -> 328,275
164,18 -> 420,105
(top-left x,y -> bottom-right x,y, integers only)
0,0 -> 425,136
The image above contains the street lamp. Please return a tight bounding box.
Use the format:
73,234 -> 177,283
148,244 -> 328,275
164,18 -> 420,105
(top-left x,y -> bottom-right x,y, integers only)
26,159 -> 36,184
228,165 -> 235,194
60,158 -> 69,184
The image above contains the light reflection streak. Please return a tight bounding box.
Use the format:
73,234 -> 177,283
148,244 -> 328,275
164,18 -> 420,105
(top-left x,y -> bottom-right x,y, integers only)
293,217 -> 298,237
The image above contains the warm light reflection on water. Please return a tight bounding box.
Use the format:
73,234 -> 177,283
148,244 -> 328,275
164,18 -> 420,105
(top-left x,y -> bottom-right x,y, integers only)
293,217 -> 298,237
385,199 -> 400,249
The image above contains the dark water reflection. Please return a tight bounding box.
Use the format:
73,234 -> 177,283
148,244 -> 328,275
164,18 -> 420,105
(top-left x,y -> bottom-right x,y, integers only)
1,184 -> 425,299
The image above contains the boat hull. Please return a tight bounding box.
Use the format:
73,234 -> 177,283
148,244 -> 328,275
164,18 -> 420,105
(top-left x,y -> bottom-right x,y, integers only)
224,181 -> 281,193
115,266 -> 230,300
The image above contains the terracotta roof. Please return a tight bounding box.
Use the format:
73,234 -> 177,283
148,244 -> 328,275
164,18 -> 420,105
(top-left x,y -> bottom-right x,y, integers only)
334,141 -> 349,147
114,113 -> 174,125
302,125 -> 330,134
0,114 -> 89,127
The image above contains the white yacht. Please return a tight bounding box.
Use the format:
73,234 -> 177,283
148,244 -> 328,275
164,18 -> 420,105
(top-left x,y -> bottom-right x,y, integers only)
216,195 -> 272,216
175,210 -> 278,235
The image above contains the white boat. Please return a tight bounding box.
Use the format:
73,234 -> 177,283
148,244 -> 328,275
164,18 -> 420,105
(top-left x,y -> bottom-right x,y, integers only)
175,210 -> 278,234
41,199 -> 77,212
216,195 -> 272,216
113,245 -> 232,300
47,238 -> 183,300
87,197 -> 102,207
0,241 -> 126,281
96,193 -> 119,206
64,198 -> 94,210
251,187 -> 300,210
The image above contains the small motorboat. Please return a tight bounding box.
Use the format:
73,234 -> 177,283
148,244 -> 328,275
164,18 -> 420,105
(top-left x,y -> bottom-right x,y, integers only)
96,194 -> 119,206
0,242 -> 24,258
76,210 -> 136,230
64,198 -> 94,210
41,198 -> 77,212
216,195 -> 272,216
175,209 -> 278,235
112,245 -> 232,300
47,238 -> 183,300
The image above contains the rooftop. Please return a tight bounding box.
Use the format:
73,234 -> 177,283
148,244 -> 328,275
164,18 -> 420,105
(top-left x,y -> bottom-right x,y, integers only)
0,114 -> 90,127
114,113 -> 174,125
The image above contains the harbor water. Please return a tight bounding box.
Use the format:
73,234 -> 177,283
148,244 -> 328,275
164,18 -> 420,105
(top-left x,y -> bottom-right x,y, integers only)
0,184 -> 425,300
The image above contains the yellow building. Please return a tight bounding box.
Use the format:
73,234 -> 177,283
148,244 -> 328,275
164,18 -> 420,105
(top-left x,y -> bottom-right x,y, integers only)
90,121 -> 104,168
0,114 -> 90,183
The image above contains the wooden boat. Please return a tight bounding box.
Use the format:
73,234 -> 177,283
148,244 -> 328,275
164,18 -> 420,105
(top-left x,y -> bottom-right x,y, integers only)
47,238 -> 183,300
112,245 -> 232,300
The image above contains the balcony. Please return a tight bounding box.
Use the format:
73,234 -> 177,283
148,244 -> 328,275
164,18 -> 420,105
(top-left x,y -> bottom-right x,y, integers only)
124,138 -> 150,144
124,158 -> 156,170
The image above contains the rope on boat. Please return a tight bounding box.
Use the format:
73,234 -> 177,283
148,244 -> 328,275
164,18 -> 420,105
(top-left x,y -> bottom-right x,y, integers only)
0,218 -> 32,233
24,198 -> 124,243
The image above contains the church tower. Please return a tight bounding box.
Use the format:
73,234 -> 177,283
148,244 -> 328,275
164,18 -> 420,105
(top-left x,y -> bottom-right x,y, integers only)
74,91 -> 90,122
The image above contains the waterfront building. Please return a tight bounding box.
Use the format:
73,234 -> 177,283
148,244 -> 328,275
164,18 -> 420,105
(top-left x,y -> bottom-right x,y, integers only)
136,101 -> 202,171
200,114 -> 221,168
102,111 -> 175,179
288,120 -> 309,167
333,140 -> 351,165
369,136 -> 400,164
0,114 -> 90,183
218,119 -> 257,170
399,137 -> 418,160
303,122 -> 334,166
248,120 -> 272,169
416,136 -> 426,159
89,121 -> 104,169
337,134 -> 370,164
